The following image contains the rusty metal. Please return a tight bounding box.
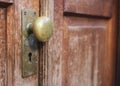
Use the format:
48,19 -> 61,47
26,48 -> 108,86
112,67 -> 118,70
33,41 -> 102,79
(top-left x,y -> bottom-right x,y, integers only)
22,9 -> 38,78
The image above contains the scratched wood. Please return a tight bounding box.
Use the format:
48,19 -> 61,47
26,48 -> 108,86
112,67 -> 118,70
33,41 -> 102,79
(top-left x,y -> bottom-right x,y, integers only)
39,0 -> 57,86
0,0 -> 117,86
0,0 -> 13,8
0,8 -> 7,86
13,0 -> 39,86
63,17 -> 108,86
5,0 -> 39,86
43,0 -> 117,86
39,0 -> 63,86
0,0 -> 13,3
64,0 -> 113,17
6,5 -> 15,86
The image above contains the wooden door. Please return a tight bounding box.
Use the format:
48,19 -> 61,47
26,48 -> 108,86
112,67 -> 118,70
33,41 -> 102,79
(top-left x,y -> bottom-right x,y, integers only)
0,0 -> 39,86
0,0 -> 118,86
39,0 -> 118,86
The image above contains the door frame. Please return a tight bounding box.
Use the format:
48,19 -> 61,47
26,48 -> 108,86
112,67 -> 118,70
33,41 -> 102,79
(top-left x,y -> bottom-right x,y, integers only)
39,0 -> 54,86
116,0 -> 120,85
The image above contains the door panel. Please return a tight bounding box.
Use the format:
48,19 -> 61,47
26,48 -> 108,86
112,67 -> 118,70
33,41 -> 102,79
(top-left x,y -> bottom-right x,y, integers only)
64,0 -> 113,17
53,0 -> 117,86
0,8 -> 7,86
65,17 -> 106,86
63,16 -> 107,86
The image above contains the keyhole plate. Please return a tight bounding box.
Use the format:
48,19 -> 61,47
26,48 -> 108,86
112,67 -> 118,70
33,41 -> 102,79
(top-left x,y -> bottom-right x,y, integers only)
22,9 -> 38,78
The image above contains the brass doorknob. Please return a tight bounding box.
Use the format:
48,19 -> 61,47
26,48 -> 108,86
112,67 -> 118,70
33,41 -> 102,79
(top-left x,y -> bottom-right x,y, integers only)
27,16 -> 53,42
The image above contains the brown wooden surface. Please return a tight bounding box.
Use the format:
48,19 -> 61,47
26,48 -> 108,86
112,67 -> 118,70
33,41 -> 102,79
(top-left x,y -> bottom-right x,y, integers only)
0,8 -> 7,86
106,0 -> 118,85
6,5 -> 14,86
0,0 -> 13,2
116,0 -> 120,85
8,0 -> 39,86
39,0 -> 54,86
64,0 -> 113,17
39,0 -> 117,86
0,0 -> 39,86
63,18 -> 107,86
46,0 -> 116,86
0,0 -> 118,86
0,0 -> 13,8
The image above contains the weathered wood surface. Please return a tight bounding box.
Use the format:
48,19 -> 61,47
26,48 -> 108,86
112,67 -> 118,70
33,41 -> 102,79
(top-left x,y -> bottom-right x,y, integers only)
39,0 -> 62,86
45,0 -> 116,86
6,0 -> 39,86
63,17 -> 108,86
0,0 -> 13,3
0,0 -> 117,86
0,0 -> 13,8
0,8 -> 7,86
64,0 -> 113,17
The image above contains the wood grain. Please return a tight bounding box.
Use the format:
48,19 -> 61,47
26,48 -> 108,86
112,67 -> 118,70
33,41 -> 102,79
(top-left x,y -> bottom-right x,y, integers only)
39,0 -> 62,86
0,0 -> 116,86
54,0 -> 116,86
5,0 -> 39,86
0,8 -> 7,86
67,28 -> 105,86
14,0 -> 39,86
0,0 -> 13,2
6,5 -> 15,86
0,0 -> 13,8
106,0 -> 118,85
63,16 -> 108,86
116,0 -> 120,84
64,0 -> 113,17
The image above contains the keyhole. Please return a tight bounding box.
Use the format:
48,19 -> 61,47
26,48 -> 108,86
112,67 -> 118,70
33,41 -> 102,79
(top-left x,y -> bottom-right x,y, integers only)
28,52 -> 32,62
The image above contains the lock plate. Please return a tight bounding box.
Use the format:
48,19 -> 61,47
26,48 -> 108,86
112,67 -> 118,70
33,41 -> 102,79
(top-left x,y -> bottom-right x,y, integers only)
22,9 -> 38,78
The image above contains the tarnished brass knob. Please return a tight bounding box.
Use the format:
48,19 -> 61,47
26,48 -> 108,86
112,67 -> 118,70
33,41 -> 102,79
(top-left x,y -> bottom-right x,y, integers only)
27,16 -> 53,42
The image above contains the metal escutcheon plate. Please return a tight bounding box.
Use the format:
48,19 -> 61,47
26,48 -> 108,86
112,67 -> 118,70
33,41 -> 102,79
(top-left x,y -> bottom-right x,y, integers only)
22,9 -> 38,78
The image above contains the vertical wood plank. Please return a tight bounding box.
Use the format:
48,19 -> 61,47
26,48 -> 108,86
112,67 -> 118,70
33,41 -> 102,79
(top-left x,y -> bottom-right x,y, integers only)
6,5 -> 14,86
6,0 -> 39,86
0,0 -> 13,3
116,0 -> 120,84
106,0 -> 118,85
13,0 -> 39,86
39,0 -> 54,86
0,0 -> 13,8
105,0 -> 119,86
0,8 -> 7,86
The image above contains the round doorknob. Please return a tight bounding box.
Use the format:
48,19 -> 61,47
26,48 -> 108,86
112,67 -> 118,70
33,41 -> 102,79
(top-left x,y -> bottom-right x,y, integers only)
27,16 -> 53,42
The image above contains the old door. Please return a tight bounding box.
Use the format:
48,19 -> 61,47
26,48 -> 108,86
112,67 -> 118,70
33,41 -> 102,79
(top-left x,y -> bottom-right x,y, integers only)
0,0 -> 118,86
40,0 -> 118,86
0,0 -> 39,86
